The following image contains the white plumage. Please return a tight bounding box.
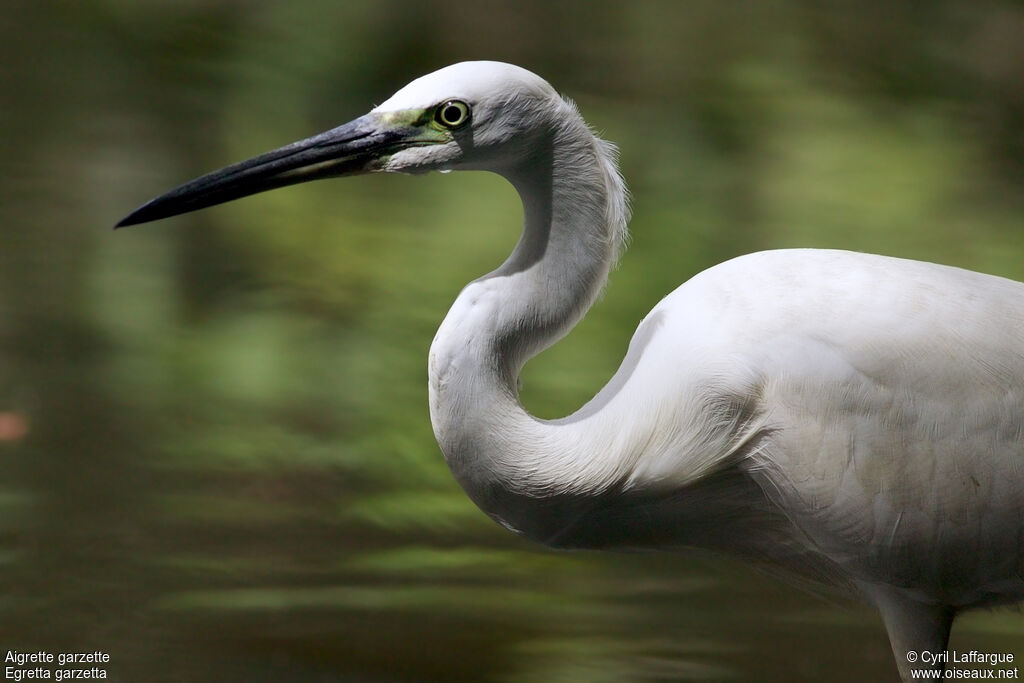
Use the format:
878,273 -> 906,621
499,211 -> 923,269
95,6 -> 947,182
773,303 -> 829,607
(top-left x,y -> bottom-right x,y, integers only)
118,61 -> 1024,681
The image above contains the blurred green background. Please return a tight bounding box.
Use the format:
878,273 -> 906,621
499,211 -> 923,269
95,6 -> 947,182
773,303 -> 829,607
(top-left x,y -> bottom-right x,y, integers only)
1,1 -> 1022,681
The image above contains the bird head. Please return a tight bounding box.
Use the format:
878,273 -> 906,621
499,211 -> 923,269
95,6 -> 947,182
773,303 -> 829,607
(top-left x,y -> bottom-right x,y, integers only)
116,61 -> 563,227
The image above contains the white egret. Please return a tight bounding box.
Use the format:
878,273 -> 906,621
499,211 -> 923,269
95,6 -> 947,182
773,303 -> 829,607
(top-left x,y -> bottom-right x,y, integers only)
118,61 -> 1024,681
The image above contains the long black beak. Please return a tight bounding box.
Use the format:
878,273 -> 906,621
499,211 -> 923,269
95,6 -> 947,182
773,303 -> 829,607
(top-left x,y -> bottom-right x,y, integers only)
116,113 -> 406,228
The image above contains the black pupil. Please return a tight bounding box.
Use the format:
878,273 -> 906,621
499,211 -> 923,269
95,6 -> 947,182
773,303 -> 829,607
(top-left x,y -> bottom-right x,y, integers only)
442,104 -> 461,124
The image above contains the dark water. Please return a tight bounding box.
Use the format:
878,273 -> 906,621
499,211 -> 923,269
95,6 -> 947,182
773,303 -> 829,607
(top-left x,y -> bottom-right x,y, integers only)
1,2 -> 1022,681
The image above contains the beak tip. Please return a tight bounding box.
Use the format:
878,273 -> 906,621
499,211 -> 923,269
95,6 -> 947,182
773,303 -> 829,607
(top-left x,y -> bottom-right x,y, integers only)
114,201 -> 169,229
113,212 -> 142,229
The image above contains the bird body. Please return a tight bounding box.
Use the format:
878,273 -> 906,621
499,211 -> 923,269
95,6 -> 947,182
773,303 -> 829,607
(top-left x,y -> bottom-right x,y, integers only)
666,250 -> 1024,601
435,243 -> 1024,601
118,61 -> 1024,680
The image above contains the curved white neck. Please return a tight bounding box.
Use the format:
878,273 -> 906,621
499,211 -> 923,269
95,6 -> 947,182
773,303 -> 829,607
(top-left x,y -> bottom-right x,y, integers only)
427,111 -> 631,538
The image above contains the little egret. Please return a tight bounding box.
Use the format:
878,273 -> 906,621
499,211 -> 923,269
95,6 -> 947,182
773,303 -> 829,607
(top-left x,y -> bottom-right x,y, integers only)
118,61 -> 1023,680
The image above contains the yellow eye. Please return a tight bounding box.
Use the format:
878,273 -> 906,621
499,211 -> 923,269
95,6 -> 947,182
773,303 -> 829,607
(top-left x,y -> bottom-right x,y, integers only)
435,100 -> 470,128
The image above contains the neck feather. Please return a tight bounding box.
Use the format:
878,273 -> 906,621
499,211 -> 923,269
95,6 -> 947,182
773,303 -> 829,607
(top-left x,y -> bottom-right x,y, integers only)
427,105 -> 631,535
